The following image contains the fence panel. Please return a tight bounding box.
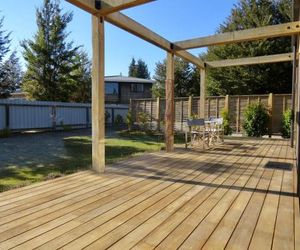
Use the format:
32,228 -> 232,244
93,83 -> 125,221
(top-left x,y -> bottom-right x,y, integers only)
0,99 -> 128,131
131,93 -> 292,134
9,105 -> 53,130
0,106 -> 6,129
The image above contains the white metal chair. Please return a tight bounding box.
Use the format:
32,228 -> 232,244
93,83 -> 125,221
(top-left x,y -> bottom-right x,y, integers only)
185,118 -> 210,149
207,117 -> 224,144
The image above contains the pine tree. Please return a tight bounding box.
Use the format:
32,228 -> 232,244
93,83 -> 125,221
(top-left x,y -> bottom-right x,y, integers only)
205,0 -> 292,95
0,17 -> 21,98
136,59 -> 150,79
128,58 -> 150,79
69,51 -> 92,103
128,58 -> 137,77
21,0 -> 80,101
1,52 -> 23,95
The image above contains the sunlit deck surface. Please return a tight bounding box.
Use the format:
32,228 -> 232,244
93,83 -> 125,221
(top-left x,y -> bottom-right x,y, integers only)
0,138 -> 299,250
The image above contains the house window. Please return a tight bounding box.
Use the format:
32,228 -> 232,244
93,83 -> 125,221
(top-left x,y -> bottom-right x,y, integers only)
105,83 -> 119,95
131,83 -> 144,93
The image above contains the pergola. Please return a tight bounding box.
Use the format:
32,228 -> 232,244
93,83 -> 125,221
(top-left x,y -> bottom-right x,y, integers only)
66,0 -> 300,196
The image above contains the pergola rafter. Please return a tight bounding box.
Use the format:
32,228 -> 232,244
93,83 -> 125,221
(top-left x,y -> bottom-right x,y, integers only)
206,53 -> 293,68
65,0 -> 300,200
174,21 -> 300,50
66,0 -> 156,15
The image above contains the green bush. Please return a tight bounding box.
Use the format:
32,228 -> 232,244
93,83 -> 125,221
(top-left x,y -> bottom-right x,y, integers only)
125,111 -> 134,131
137,112 -> 150,131
243,102 -> 270,137
281,109 -> 292,138
114,114 -> 124,128
0,128 -> 11,138
221,109 -> 232,135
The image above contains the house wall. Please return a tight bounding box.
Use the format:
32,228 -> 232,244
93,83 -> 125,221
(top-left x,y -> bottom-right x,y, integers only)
119,83 -> 152,103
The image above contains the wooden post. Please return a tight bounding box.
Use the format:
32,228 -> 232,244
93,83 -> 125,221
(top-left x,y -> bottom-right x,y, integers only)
188,96 -> 193,118
200,68 -> 206,118
91,16 -> 105,173
268,93 -> 274,138
291,39 -> 297,148
156,97 -> 160,131
236,97 -> 240,133
225,95 -> 230,111
165,52 -> 175,152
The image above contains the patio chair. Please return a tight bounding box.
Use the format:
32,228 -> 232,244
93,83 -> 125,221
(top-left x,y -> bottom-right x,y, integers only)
185,118 -> 210,149
207,117 -> 224,144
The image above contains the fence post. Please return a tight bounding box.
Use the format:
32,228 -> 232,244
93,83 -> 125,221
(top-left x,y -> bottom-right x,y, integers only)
156,97 -> 161,131
111,108 -> 115,127
268,93 -> 274,138
188,96 -> 193,118
51,106 -> 56,130
225,95 -> 230,111
86,107 -> 89,128
236,97 -> 240,133
5,105 -> 9,129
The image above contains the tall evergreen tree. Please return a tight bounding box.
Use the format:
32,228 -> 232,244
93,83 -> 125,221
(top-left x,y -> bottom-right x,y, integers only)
128,57 -> 150,79
128,57 -> 137,77
69,51 -> 91,103
0,16 -> 14,98
1,51 -> 23,95
136,59 -> 150,79
205,0 -> 292,95
21,0 -> 80,101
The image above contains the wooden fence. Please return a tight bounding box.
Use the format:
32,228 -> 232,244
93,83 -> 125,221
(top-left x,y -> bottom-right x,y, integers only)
130,94 -> 292,134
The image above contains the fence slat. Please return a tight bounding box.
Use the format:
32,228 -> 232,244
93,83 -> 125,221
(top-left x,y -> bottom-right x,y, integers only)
130,94 -> 292,134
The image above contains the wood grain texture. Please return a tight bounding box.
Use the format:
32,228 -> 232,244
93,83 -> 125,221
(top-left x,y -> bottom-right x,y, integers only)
175,21 -> 300,49
0,138 -> 297,250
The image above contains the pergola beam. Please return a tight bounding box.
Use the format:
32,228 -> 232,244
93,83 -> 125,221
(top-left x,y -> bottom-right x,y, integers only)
175,21 -> 300,49
66,0 -> 155,15
105,12 -> 205,68
206,53 -> 293,68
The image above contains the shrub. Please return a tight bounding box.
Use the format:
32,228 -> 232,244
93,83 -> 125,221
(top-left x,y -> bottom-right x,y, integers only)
114,114 -> 124,128
125,111 -> 134,131
221,108 -> 232,135
137,112 -> 150,131
281,109 -> 292,138
0,128 -> 11,138
243,102 -> 270,137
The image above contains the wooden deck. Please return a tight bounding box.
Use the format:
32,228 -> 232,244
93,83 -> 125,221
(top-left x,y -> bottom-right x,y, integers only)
0,138 -> 299,250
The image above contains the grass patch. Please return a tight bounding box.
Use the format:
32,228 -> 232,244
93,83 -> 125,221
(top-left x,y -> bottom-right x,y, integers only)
0,131 -> 167,192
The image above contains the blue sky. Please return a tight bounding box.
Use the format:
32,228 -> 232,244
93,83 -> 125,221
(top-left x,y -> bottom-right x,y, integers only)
0,0 -> 238,77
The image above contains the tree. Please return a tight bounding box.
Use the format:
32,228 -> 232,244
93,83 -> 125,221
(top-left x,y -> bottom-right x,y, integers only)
21,0 -> 80,101
1,52 -> 23,97
128,57 -> 137,77
68,51 -> 92,103
0,16 -> 14,98
128,57 -> 150,79
152,57 -> 200,97
205,0 -> 292,96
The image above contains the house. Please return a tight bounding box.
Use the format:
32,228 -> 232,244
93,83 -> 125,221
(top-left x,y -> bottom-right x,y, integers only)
10,76 -> 154,104
105,75 -> 154,104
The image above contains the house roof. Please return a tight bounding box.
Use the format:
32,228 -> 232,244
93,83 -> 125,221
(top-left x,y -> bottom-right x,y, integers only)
105,75 -> 154,84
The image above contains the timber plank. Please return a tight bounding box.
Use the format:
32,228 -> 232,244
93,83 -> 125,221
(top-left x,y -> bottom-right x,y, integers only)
225,141 -> 284,249
47,140 -> 254,249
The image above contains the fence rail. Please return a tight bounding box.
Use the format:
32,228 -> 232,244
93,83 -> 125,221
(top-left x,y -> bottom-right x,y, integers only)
130,94 -> 292,134
0,99 -> 128,131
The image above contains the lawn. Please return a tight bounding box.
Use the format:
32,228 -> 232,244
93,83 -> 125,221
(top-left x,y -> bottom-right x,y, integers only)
0,131 -> 172,192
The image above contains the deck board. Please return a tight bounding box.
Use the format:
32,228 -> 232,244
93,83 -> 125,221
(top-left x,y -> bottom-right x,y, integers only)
0,138 -> 298,250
